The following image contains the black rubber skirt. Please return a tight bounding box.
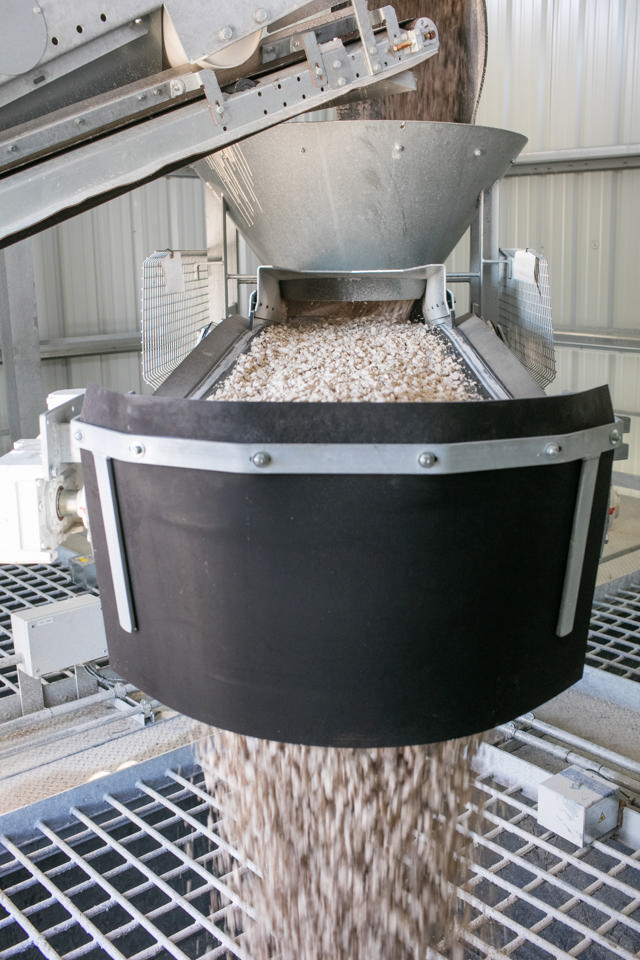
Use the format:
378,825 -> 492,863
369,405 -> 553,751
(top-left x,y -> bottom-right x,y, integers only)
80,384 -> 614,747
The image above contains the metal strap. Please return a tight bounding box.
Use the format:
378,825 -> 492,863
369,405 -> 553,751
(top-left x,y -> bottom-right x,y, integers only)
556,456 -> 600,637
76,419 -> 624,477
92,455 -> 137,634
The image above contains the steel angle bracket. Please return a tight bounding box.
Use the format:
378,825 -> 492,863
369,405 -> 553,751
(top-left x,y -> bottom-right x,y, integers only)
556,414 -> 629,638
39,394 -> 85,481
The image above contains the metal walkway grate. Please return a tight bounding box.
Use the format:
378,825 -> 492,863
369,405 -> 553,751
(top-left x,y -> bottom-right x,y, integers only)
0,564 -> 94,705
0,751 -> 254,960
458,777 -> 640,960
1,745 -> 640,960
588,573 -> 640,682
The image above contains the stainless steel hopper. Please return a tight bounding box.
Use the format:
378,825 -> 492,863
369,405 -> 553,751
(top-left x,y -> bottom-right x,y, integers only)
194,120 -> 527,270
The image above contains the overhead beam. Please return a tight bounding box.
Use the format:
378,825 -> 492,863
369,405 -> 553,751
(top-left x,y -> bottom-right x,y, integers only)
507,144 -> 640,177
554,329 -> 640,354
0,242 -> 45,440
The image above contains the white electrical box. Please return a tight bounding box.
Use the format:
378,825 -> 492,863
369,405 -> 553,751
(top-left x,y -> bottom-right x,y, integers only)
0,439 -> 54,563
12,595 -> 108,678
537,765 -> 619,847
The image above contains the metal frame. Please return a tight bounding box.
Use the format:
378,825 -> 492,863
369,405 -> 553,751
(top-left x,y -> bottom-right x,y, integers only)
0,243 -> 45,441
507,142 -> 640,176
77,418 -> 626,477
447,184 -> 501,322
253,263 -> 450,325
0,4 -> 439,247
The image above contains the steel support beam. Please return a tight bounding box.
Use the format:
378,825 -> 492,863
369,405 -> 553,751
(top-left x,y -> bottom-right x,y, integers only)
507,143 -> 640,177
0,242 -> 45,440
0,333 -> 141,364
554,329 -> 640,354
38,333 -> 142,360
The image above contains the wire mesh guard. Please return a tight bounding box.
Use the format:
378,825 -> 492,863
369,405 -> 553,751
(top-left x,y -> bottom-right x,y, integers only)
141,253 -> 210,390
0,564 -> 94,712
496,249 -> 556,389
1,751 -> 640,960
588,573 -> 640,683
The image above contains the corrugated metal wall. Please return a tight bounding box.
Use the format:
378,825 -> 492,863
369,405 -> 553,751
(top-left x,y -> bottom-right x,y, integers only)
0,176 -> 206,454
33,176 -> 207,396
473,0 -> 640,480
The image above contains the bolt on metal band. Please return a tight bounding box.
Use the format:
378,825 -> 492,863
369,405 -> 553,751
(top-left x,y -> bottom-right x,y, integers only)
75,418 -> 626,477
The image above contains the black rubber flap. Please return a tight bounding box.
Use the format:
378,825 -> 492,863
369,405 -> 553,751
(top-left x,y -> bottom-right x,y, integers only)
81,385 -> 614,747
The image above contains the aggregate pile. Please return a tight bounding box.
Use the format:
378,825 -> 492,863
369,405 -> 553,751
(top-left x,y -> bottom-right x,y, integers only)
209,314 -> 482,403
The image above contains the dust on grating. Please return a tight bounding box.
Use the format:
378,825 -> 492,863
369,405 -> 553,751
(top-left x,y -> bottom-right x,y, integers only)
208,314 -> 483,403
200,731 -> 483,960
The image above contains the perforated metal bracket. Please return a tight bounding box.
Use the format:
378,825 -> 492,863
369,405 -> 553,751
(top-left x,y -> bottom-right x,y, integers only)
422,265 -> 451,324
40,394 -> 85,481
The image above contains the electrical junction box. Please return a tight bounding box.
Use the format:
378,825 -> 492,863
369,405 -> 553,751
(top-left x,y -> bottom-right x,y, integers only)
0,439 -> 54,563
537,765 -> 619,847
11,595 -> 108,678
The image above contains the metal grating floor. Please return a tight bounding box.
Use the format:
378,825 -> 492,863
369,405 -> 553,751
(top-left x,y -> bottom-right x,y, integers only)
588,573 -> 640,682
1,745 -> 640,960
459,777 -> 640,960
0,564 -> 95,706
0,751 -> 253,960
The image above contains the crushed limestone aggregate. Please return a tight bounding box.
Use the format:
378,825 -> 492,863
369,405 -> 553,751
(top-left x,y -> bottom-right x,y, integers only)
208,315 -> 482,403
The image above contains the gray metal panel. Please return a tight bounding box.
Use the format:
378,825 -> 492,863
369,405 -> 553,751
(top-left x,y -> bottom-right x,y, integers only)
0,176 -> 206,455
195,121 -> 527,270
471,1 -> 640,347
478,0 -> 640,151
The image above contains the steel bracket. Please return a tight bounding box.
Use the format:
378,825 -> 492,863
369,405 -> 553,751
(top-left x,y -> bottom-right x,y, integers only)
198,69 -> 227,125
40,394 -> 85,481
